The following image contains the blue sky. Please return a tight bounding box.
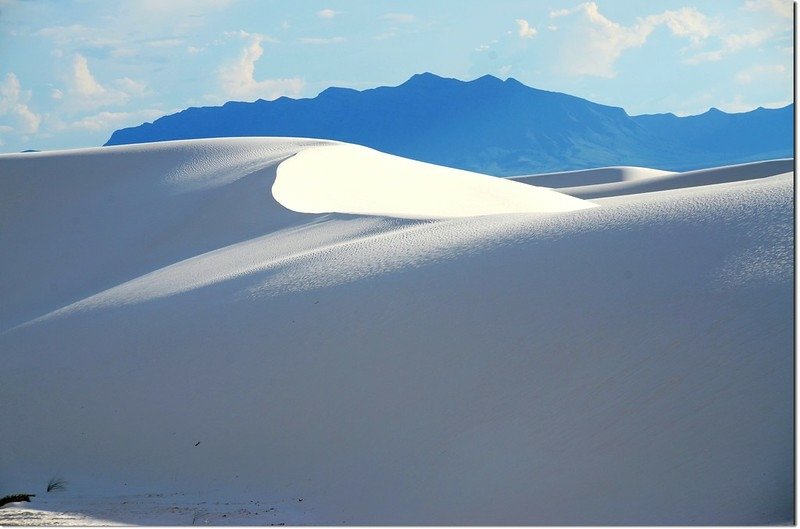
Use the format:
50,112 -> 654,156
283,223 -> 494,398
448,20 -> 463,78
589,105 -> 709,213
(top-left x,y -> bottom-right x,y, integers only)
0,0 -> 793,153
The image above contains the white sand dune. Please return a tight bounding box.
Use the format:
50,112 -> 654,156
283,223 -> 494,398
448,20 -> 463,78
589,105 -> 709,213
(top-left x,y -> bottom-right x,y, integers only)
511,158 -> 793,199
0,138 -> 793,525
275,144 -> 595,218
510,165 -> 675,188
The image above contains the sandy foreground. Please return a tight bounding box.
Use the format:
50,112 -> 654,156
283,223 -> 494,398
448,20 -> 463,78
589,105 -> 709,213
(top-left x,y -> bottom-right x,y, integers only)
0,138 -> 793,525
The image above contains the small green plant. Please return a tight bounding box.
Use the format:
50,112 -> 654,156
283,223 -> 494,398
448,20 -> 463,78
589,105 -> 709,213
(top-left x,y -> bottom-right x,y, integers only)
46,477 -> 67,492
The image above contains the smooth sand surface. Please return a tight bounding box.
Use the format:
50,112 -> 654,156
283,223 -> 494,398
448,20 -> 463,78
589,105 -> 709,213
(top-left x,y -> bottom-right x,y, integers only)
0,138 -> 793,525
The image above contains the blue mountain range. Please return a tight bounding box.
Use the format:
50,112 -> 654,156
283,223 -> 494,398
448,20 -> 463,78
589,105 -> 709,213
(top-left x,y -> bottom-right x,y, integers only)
105,72 -> 793,176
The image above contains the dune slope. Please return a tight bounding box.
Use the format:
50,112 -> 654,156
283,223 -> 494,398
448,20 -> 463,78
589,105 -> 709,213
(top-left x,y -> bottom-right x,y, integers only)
0,138 -> 793,525
511,158 -> 793,199
274,143 -> 595,218
509,165 -> 675,188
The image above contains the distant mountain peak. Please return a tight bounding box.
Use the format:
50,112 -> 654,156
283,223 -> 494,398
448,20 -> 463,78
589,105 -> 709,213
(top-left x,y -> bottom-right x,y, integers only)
105,72 -> 793,175
400,72 -> 457,87
471,73 -> 503,84
318,86 -> 359,98
409,71 -> 444,81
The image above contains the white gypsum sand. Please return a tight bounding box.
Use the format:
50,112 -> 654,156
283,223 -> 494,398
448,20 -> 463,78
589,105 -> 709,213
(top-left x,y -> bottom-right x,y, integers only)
0,138 -> 793,525
273,143 -> 596,218
509,165 -> 676,188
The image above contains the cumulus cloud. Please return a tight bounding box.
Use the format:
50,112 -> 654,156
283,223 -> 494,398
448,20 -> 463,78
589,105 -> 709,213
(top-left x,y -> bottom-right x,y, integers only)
684,26 -> 778,64
65,54 -> 130,110
646,7 -> 712,44
549,2 -> 651,77
380,13 -> 414,23
0,73 -> 41,135
71,54 -> 108,98
316,9 -> 338,19
53,54 -> 149,111
219,34 -> 304,101
550,2 -> 712,77
515,19 -> 537,38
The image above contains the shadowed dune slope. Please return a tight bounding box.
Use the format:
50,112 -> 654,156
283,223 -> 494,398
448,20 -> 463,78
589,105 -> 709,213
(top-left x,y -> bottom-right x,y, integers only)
0,138 -> 793,525
509,166 -> 675,188
511,158 -> 793,199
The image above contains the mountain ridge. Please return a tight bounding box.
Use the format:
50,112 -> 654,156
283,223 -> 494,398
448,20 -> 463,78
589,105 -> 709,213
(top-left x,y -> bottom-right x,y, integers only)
106,73 -> 793,176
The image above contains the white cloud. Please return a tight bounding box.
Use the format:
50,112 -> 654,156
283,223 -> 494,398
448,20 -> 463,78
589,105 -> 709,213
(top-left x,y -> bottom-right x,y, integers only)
684,26 -> 778,64
114,77 -> 149,97
550,2 -> 712,77
0,73 -> 42,135
71,54 -> 108,98
735,63 -> 787,84
299,36 -> 346,44
68,109 -> 165,131
549,2 -> 651,77
59,54 -> 147,111
51,88 -> 64,100
35,24 -> 88,43
515,19 -> 537,39
187,45 -> 205,54
316,9 -> 338,19
549,7 -> 571,17
684,50 -> 724,64
218,34 -> 304,101
645,7 -> 712,44
722,27 -> 775,51
743,0 -> 793,19
224,30 -> 278,43
380,13 -> 414,23
34,24 -> 120,49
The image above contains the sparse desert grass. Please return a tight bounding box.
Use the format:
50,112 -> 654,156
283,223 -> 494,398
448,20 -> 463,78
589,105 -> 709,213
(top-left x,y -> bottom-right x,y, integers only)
46,478 -> 67,492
